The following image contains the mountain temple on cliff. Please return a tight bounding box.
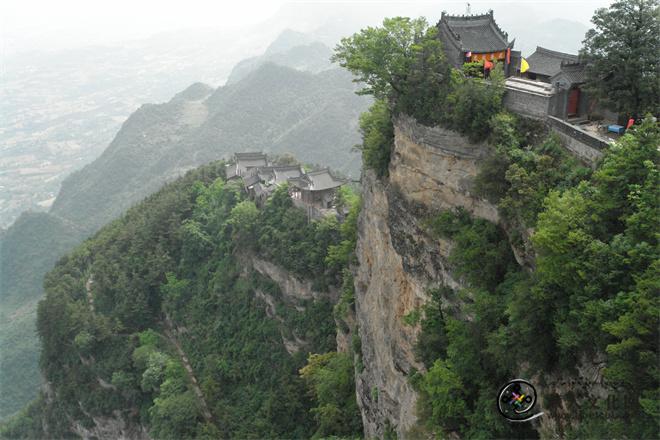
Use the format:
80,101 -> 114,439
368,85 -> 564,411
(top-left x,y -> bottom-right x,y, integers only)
436,10 -> 520,77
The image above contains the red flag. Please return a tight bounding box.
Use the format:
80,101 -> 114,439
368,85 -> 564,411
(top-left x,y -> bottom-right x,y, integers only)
506,48 -> 511,64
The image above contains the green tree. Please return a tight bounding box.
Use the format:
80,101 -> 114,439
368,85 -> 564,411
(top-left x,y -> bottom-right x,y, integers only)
581,0 -> 660,118
299,352 -> 363,438
356,100 -> 394,177
445,66 -> 505,142
332,17 -> 452,123
416,359 -> 467,433
228,200 -> 259,246
332,17 -> 434,100
149,391 -> 201,440
161,273 -> 190,318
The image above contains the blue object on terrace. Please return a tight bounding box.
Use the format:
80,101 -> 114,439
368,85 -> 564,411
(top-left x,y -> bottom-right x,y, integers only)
607,124 -> 625,134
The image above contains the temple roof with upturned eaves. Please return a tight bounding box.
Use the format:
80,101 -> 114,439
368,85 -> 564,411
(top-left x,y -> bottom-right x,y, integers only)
437,10 -> 510,53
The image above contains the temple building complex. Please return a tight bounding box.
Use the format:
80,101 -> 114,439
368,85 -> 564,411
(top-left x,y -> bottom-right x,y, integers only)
436,9 -> 618,164
226,153 -> 347,218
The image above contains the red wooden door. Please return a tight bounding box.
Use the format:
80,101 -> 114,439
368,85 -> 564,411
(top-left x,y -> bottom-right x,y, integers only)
567,88 -> 580,116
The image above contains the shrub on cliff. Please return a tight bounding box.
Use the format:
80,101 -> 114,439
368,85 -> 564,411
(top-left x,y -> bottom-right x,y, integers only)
357,100 -> 394,177
474,111 -> 590,226
299,352 -> 362,438
444,67 -> 505,142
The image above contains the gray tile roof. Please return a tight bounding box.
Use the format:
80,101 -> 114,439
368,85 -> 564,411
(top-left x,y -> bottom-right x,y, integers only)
288,176 -> 307,188
438,11 -> 510,53
247,165 -> 304,186
526,46 -> 578,77
235,152 -> 267,160
273,166 -> 304,184
304,169 -> 346,191
550,62 -> 588,86
243,174 -> 262,187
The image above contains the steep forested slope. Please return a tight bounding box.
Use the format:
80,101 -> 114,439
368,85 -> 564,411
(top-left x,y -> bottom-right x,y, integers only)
0,212 -> 82,419
1,213 -> 82,306
1,162 -> 362,439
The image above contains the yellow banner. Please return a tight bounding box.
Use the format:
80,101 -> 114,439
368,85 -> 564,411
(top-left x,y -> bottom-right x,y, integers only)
521,57 -> 529,73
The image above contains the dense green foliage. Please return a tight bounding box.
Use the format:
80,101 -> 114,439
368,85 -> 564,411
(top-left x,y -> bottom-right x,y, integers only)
300,352 -> 362,438
427,209 -> 517,290
443,69 -> 505,142
414,119 -> 659,438
357,100 -> 394,177
582,0 -> 660,118
461,61 -> 484,78
2,161 -> 363,439
532,119 -> 659,436
414,210 -> 537,439
334,17 -> 505,176
475,112 -> 591,226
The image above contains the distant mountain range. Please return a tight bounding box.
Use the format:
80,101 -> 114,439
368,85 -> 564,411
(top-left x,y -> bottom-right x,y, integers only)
0,35 -> 369,420
226,30 -> 334,84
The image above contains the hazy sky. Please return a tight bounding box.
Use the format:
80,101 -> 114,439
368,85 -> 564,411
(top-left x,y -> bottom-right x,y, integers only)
2,0 -> 612,53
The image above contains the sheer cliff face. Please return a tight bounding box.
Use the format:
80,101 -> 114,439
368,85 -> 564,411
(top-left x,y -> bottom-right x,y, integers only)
354,116 -> 499,438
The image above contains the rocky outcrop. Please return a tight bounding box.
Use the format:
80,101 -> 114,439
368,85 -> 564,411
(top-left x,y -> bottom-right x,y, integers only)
40,381 -> 150,440
354,116 -> 498,438
390,115 -> 499,224
248,257 -> 339,354
70,411 -> 151,440
251,257 -> 338,302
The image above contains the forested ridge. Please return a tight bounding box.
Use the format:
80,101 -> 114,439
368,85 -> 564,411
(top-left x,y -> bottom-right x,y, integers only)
1,162 -> 362,439
0,49 -> 370,422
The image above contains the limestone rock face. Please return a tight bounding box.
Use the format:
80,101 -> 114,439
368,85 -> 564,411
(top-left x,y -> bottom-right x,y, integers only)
70,412 -> 152,440
354,116 -> 498,438
251,257 -> 335,302
390,115 -> 499,224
